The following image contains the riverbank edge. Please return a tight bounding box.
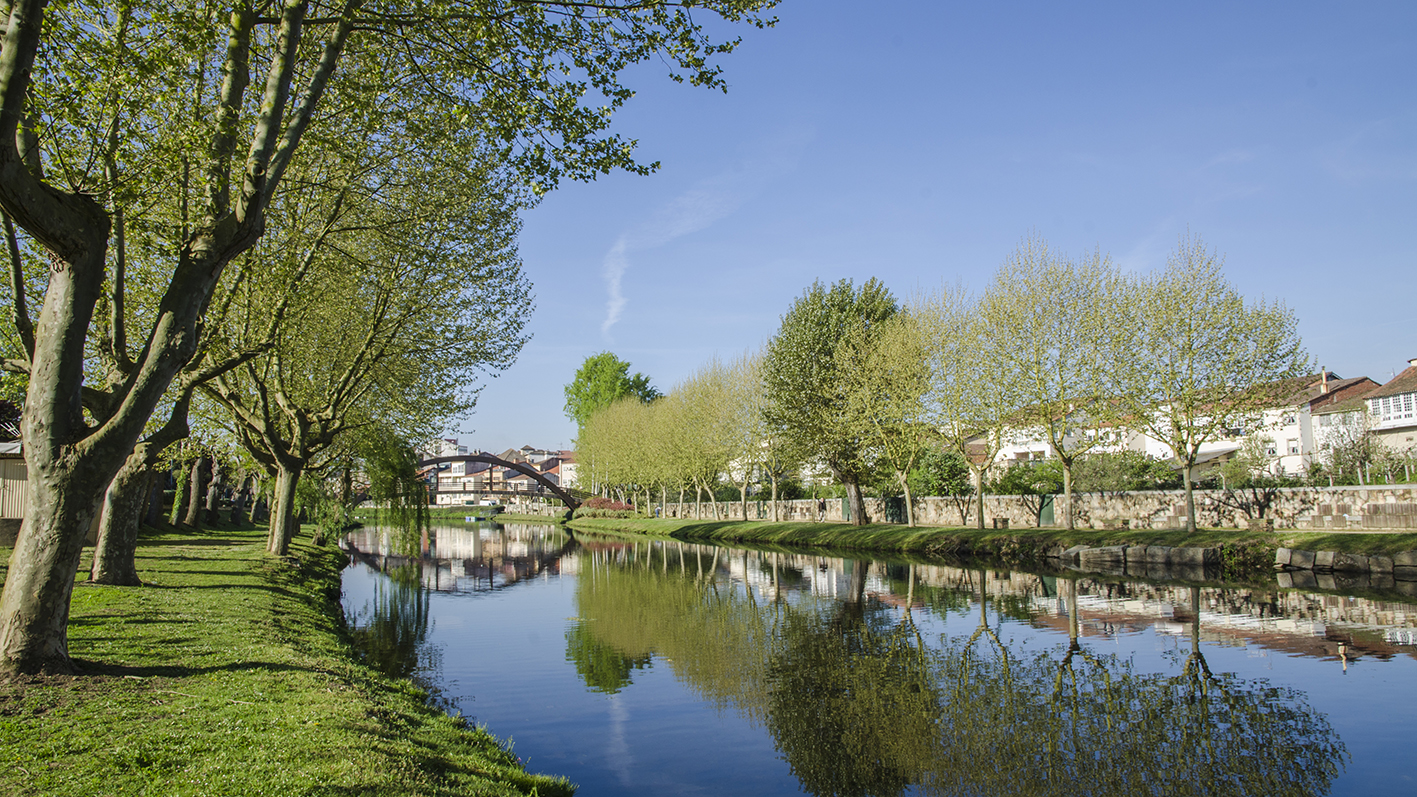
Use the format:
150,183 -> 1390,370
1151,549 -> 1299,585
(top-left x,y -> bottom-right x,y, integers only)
0,527 -> 574,796
567,517 -> 1417,576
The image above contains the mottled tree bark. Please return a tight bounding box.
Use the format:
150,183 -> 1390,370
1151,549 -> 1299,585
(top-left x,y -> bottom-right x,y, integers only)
89,455 -> 150,585
267,464 -> 303,554
183,457 -> 207,527
204,464 -> 222,525
844,480 -> 866,526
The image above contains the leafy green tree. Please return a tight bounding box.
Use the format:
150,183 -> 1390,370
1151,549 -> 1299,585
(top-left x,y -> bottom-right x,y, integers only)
908,447 -> 974,525
916,285 -> 1021,529
978,236 -> 1125,530
838,311 -> 932,525
991,459 -> 1064,527
763,278 -> 898,526
564,351 -> 661,433
0,0 -> 778,675
1110,234 -> 1310,533
1071,450 -> 1181,495
206,172 -> 530,554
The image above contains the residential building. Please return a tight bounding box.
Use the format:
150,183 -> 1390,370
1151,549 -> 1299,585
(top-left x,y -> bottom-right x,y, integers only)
1365,358 -> 1417,455
986,371 -> 1380,479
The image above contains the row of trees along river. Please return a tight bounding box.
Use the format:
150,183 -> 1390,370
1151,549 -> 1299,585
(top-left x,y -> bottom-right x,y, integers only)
576,234 -> 1308,534
0,1 -> 780,676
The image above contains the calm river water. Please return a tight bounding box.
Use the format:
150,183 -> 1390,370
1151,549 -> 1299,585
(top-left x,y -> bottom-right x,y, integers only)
340,522 -> 1417,796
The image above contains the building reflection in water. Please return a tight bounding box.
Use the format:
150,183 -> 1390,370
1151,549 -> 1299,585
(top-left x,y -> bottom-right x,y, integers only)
340,526 -> 1417,796
570,539 -> 1354,796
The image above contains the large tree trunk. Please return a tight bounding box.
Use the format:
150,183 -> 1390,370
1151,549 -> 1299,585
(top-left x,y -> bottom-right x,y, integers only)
973,466 -> 987,529
0,468 -> 108,673
89,455 -> 151,586
899,471 -> 915,527
770,475 -> 779,522
204,463 -> 222,525
182,457 -> 206,527
845,480 -> 866,526
1061,459 -> 1074,530
267,464 -> 303,555
144,470 -> 165,526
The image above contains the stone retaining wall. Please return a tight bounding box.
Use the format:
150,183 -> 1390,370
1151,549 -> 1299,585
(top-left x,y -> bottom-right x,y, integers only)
663,484 -> 1417,531
1275,547 -> 1417,588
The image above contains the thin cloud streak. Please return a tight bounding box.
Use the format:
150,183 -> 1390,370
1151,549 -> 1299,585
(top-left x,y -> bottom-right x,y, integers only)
599,127 -> 812,339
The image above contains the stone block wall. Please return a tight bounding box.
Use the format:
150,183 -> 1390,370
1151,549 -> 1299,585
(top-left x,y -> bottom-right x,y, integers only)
654,484 -> 1417,531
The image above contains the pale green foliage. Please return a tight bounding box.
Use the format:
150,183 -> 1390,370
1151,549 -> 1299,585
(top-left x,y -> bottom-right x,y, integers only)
915,285 -> 1019,527
670,360 -> 737,511
208,144 -> 532,475
576,354 -> 784,518
977,236 -> 1125,528
1111,233 -> 1310,530
837,311 -> 932,524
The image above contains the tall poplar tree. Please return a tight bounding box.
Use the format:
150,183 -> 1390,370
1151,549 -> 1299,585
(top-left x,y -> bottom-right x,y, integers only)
762,278 -> 897,526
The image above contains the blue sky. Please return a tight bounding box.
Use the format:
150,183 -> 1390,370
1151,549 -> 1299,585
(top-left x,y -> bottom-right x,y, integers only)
458,0 -> 1416,453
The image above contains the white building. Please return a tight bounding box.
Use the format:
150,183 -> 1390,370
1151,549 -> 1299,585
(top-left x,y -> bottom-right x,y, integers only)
987,372 -> 1380,478
1364,358 -> 1417,455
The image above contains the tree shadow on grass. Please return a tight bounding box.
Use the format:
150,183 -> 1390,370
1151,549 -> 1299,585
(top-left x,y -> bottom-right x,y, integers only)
72,659 -> 329,679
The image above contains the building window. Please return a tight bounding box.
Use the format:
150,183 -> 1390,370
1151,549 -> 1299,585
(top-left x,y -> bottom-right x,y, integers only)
1288,440 -> 1300,455
1374,392 -> 1417,423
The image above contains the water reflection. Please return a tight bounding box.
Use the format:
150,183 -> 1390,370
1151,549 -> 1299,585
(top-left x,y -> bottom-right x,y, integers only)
343,523 -> 577,592
573,545 -> 1349,796
334,526 -> 1417,795
346,563 -> 432,680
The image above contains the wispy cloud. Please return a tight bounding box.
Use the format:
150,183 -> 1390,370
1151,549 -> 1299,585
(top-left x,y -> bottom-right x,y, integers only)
600,127 -> 811,339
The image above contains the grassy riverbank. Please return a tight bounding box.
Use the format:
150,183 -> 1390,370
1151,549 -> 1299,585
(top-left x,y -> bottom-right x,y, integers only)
0,526 -> 573,797
567,516 -> 1417,562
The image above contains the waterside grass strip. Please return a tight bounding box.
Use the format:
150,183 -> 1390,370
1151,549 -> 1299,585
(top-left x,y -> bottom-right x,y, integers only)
0,526 -> 573,797
566,516 -> 1417,562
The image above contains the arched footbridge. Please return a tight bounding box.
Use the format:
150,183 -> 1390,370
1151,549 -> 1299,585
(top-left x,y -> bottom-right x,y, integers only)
419,453 -> 581,511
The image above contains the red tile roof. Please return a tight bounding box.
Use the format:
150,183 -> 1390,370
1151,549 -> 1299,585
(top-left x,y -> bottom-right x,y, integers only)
1365,365 -> 1417,400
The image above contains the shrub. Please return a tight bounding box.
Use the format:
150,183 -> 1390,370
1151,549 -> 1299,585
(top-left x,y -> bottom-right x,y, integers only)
581,496 -> 635,512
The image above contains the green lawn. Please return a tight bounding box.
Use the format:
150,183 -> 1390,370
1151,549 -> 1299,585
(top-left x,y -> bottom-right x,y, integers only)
0,526 -> 573,797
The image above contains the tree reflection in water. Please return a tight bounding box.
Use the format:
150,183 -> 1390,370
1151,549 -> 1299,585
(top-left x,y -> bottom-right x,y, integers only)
571,544 -> 1348,797
347,562 -> 434,680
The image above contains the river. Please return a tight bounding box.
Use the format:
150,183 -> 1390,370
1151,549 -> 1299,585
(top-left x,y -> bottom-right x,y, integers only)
340,522 -> 1417,796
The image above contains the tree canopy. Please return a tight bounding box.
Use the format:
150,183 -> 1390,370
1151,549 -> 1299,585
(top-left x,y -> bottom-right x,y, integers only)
762,278 -> 897,525
564,351 -> 661,433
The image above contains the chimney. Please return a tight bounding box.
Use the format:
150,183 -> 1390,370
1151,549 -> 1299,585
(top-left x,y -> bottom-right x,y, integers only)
1410,357 -> 1417,369
1320,368 -> 1328,394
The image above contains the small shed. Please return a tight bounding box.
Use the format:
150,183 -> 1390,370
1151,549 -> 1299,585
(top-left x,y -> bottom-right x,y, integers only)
1,440 -> 24,545
0,442 -> 101,547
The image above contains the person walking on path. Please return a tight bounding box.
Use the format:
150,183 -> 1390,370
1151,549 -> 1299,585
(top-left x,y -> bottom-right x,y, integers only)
817,497 -> 826,523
